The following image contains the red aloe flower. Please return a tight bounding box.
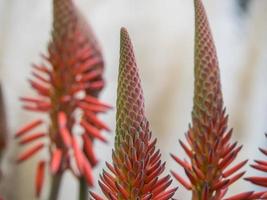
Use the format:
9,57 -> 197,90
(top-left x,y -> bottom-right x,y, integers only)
245,133 -> 267,189
90,28 -> 177,200
15,0 -> 110,198
170,0 -> 264,199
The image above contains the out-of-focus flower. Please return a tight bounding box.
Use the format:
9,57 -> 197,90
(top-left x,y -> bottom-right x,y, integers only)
15,0 -> 110,198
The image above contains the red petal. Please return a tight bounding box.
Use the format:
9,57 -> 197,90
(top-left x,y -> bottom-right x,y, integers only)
78,101 -> 109,113
81,120 -> 107,142
115,182 -> 129,199
74,57 -> 102,74
153,187 -> 177,200
248,191 -> 267,199
32,71 -> 50,84
20,97 -> 47,104
72,137 -> 84,173
59,127 -> 72,147
226,171 -> 246,187
82,134 -> 98,166
19,132 -> 46,145
84,96 -> 112,109
50,149 -> 62,174
35,160 -> 46,197
79,69 -> 102,82
83,159 -> 94,186
90,192 -> 104,200
58,112 -> 67,128
22,105 -> 49,113
17,143 -> 44,163
88,81 -> 104,90
15,119 -> 43,138
29,79 -> 50,96
259,148 -> 267,157
251,163 -> 267,172
32,64 -> 51,74
223,160 -> 248,178
84,111 -> 110,132
212,179 -> 229,190
170,153 -> 191,170
171,170 -> 192,190
58,112 -> 72,147
245,176 -> 267,187
179,140 -> 193,158
224,191 -> 254,200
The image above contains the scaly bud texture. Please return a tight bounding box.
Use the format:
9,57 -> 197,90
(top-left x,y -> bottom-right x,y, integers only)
15,0 -> 110,198
245,133 -> 267,190
171,0 -> 265,199
90,28 -> 177,200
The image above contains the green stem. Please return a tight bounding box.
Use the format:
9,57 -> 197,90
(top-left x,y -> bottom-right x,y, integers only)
79,177 -> 88,200
49,173 -> 63,200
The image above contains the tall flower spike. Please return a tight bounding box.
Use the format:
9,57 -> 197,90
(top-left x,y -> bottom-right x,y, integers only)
91,28 -> 177,200
171,0 -> 264,199
15,0 -> 110,198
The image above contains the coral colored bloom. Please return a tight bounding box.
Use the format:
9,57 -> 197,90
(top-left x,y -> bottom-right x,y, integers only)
91,28 -> 177,200
171,0 -> 265,199
15,0 -> 109,197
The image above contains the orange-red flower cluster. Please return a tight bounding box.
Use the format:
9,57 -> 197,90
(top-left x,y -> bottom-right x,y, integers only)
15,0 -> 110,197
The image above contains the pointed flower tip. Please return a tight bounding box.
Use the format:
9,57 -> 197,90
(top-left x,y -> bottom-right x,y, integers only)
192,0 -> 223,119
120,27 -> 128,35
117,27 -> 145,130
119,27 -> 135,59
119,28 -> 136,67
120,27 -> 132,45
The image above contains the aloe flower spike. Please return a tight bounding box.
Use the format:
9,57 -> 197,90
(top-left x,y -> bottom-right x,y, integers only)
91,28 -> 177,200
171,0 -> 266,199
15,0 -> 110,199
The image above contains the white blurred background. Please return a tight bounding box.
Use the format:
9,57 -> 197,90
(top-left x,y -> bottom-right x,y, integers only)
0,0 -> 267,199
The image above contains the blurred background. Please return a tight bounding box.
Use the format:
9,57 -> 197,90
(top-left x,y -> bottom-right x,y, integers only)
0,0 -> 267,199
